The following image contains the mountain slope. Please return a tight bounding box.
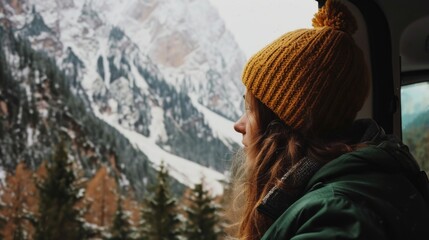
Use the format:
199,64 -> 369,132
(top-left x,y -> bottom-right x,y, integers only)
0,27 -> 154,198
0,0 -> 245,194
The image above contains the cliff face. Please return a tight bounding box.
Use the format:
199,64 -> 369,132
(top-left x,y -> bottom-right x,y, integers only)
0,0 -> 245,195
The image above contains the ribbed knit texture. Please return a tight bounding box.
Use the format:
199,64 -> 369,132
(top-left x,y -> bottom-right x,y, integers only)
257,156 -> 324,220
242,0 -> 369,135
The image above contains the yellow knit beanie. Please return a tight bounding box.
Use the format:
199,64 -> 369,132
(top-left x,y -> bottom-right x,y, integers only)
242,0 -> 369,135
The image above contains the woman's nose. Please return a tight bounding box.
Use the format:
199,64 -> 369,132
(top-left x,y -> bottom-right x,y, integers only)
234,115 -> 246,134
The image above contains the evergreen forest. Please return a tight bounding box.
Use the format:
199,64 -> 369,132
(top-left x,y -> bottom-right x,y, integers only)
0,25 -> 229,239
0,144 -> 225,239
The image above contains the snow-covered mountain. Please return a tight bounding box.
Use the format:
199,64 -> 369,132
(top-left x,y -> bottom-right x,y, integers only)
0,0 -> 246,195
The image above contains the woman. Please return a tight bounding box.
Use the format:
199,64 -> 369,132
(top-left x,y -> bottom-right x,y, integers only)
229,0 -> 429,239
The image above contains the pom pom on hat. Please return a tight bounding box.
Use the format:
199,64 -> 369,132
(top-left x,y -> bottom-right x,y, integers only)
312,0 -> 357,34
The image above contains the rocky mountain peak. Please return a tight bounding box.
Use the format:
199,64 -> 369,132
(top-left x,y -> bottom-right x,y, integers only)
1,0 -> 245,194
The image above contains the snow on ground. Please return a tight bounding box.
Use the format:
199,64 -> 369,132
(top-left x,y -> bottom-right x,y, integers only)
97,36 -> 111,88
26,127 -> 34,147
148,106 -> 168,143
190,95 -> 242,147
92,105 -> 225,196
130,62 -> 149,93
0,167 -> 6,185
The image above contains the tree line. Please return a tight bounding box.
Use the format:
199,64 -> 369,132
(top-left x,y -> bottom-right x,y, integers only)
403,108 -> 429,174
0,141 -> 225,240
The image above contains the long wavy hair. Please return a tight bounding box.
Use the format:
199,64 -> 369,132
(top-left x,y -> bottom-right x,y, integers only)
226,92 -> 362,240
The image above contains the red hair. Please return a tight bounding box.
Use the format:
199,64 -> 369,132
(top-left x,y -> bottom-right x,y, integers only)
226,92 -> 359,240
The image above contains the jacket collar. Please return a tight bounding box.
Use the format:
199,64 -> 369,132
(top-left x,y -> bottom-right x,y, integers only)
257,119 -> 390,221
256,157 -> 323,220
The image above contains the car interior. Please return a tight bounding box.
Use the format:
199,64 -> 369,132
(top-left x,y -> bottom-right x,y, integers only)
317,0 -> 429,172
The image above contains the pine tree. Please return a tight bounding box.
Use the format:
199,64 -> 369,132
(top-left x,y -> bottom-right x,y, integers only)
0,203 -> 5,240
139,162 -> 182,240
109,197 -> 134,240
0,162 -> 38,239
83,165 -> 118,237
35,141 -> 86,240
12,224 -> 25,240
184,181 -> 222,240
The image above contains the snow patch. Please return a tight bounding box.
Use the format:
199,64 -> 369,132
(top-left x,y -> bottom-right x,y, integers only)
92,105 -> 225,196
108,98 -> 118,113
118,174 -> 130,188
190,95 -> 241,147
131,62 -> 149,93
26,127 -> 34,147
0,167 -> 6,185
148,106 -> 168,143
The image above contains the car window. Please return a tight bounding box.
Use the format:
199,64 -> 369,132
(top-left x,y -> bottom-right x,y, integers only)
401,82 -> 429,173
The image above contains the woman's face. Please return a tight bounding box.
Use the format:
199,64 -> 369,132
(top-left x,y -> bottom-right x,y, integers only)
234,93 -> 259,148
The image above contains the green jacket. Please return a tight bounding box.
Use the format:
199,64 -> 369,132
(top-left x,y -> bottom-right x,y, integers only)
261,124 -> 429,239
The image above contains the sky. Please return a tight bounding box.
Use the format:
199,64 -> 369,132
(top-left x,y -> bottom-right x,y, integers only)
208,0 -> 318,58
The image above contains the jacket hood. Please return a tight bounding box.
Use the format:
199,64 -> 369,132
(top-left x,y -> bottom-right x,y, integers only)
306,119 -> 429,204
306,141 -> 420,190
257,119 -> 429,220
